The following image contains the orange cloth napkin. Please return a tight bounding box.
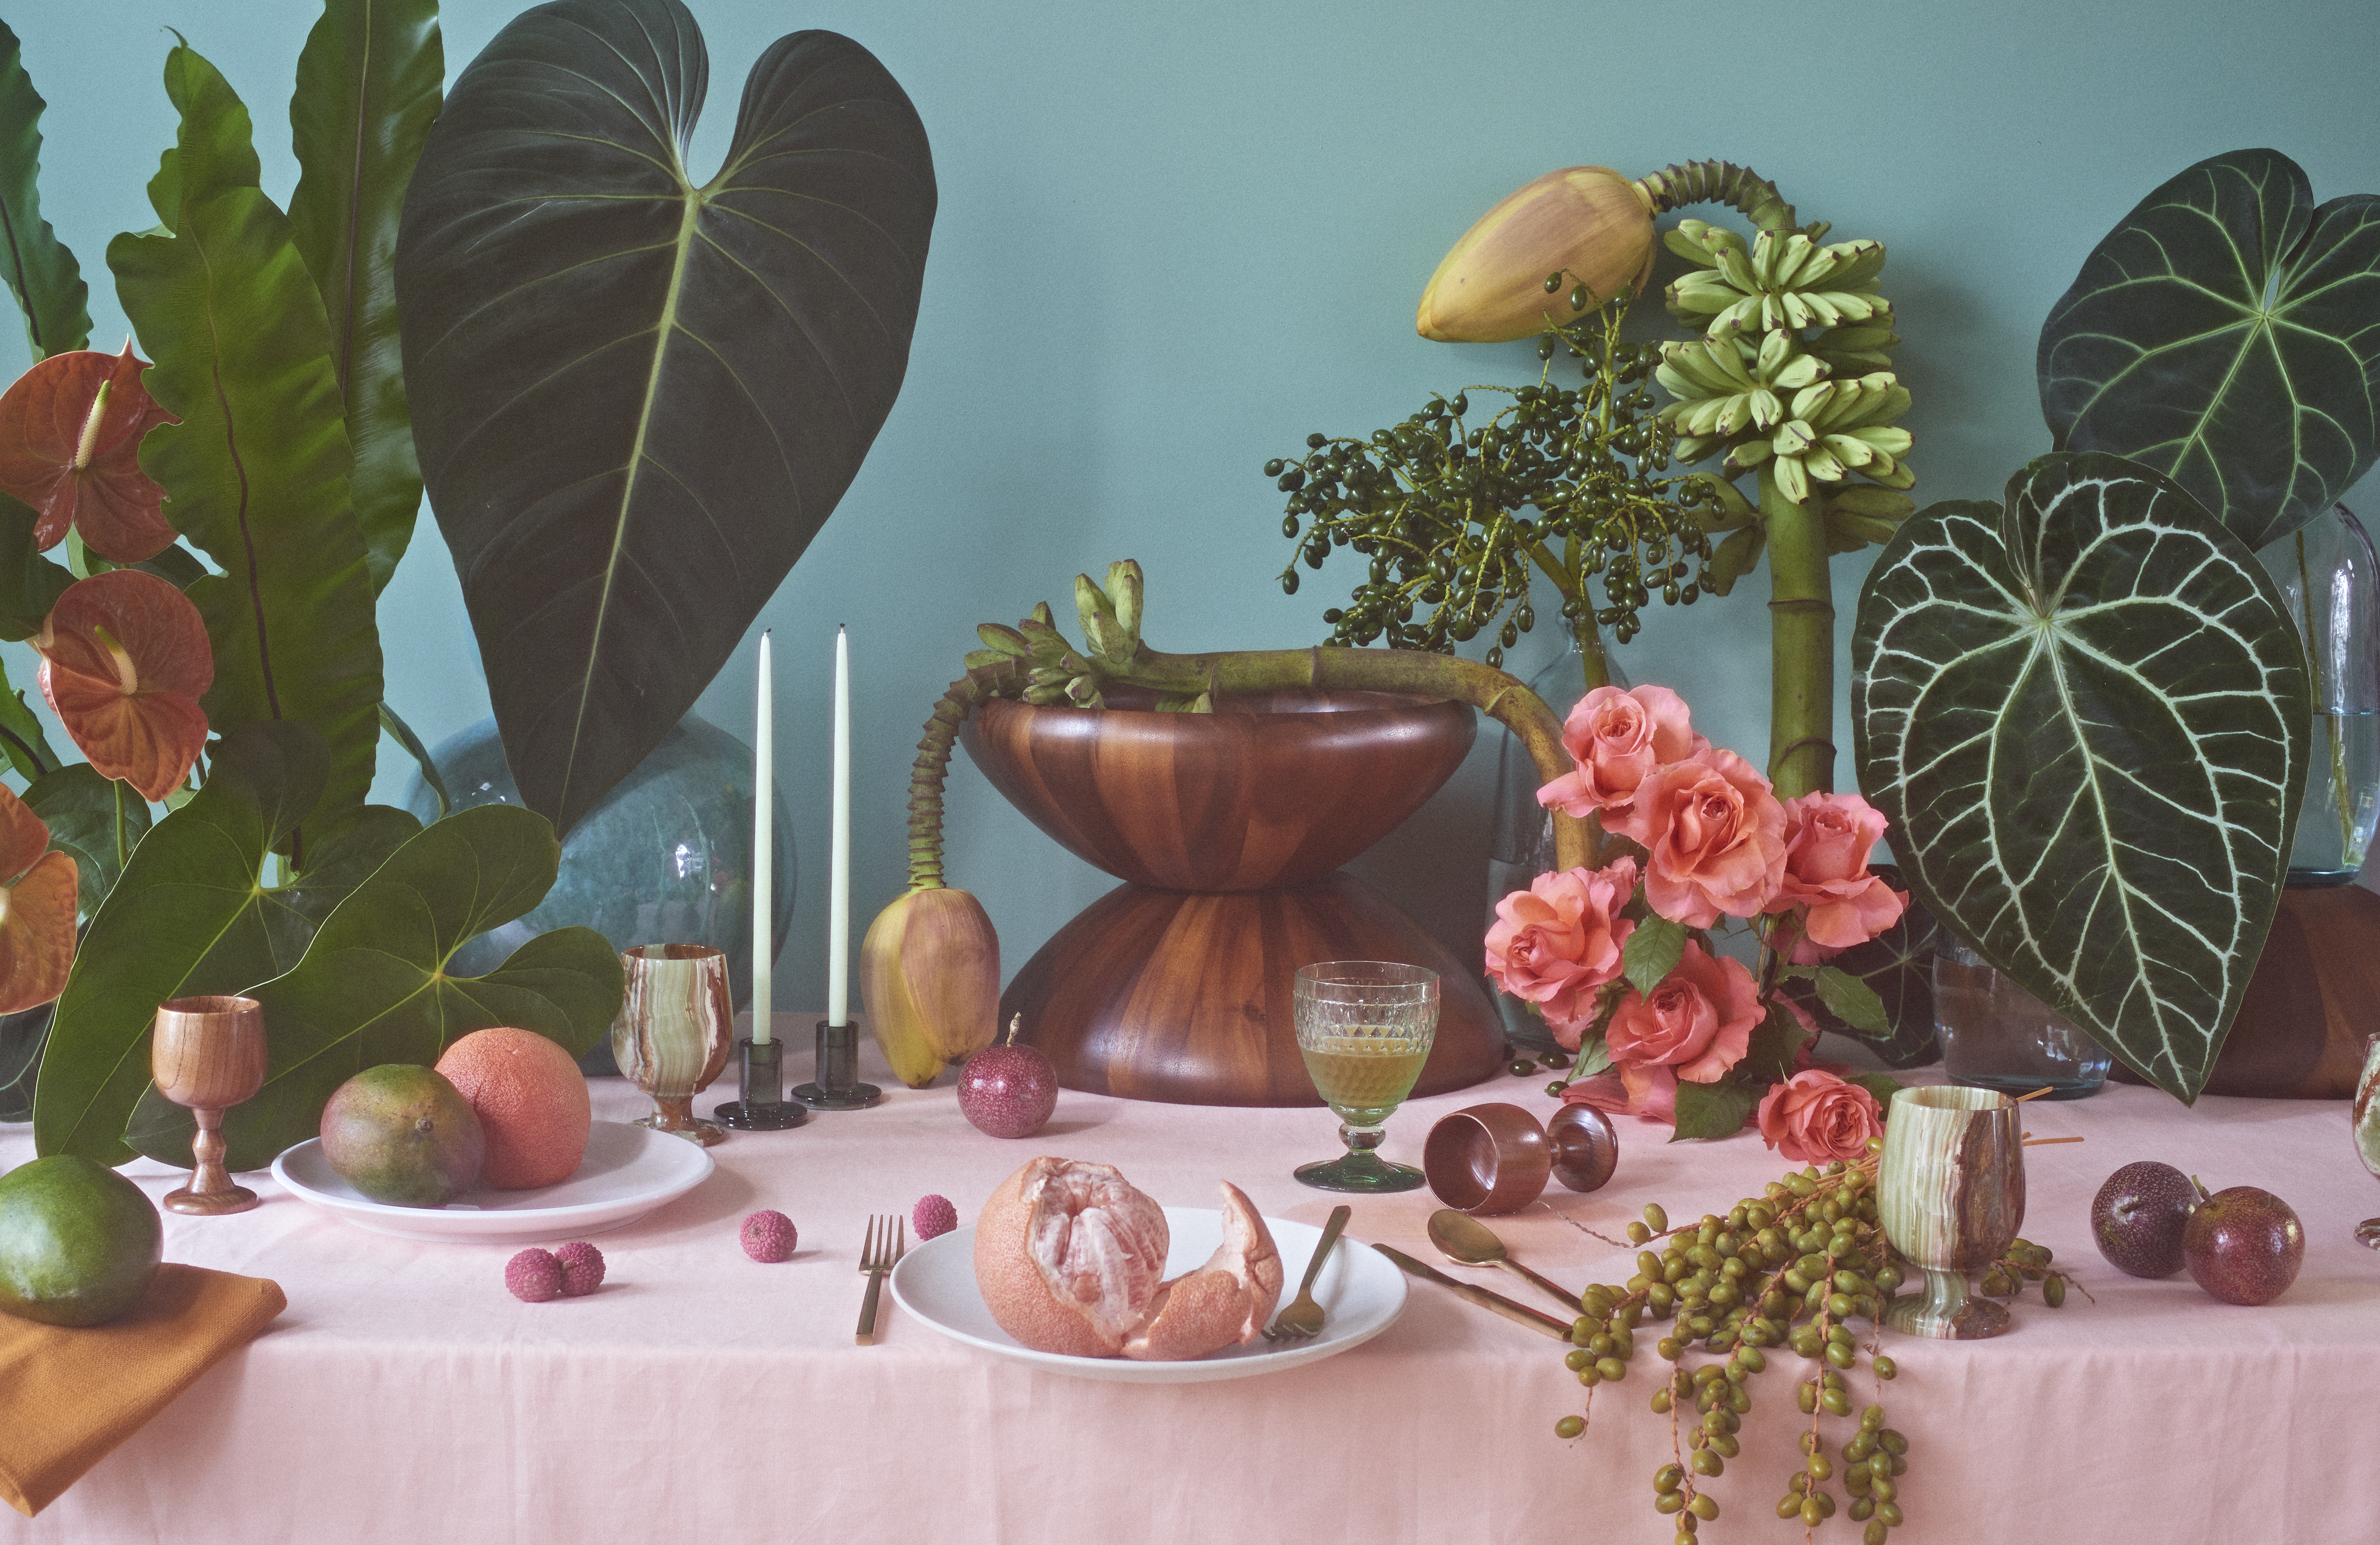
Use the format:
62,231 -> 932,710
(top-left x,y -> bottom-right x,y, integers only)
0,1263 -> 286,1517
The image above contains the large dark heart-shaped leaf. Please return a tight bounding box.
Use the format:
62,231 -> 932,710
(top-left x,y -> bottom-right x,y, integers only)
0,645 -> 59,781
0,1000 -> 47,1122
396,0 -> 936,835
287,0 -> 442,595
2039,149 -> 2380,550
0,492 -> 71,642
128,805 -> 623,1172
0,20 -> 90,360
1852,453 -> 2310,1101
109,44 -> 385,839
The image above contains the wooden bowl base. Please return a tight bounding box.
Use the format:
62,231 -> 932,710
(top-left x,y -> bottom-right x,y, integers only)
1001,871 -> 1506,1106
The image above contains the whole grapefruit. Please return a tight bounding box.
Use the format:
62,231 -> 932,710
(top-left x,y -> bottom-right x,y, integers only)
320,1065 -> 486,1206
0,1155 -> 163,1326
435,1028 -> 591,1190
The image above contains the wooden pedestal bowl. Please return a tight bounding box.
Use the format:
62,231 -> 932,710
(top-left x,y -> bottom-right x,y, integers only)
962,687 -> 1506,1106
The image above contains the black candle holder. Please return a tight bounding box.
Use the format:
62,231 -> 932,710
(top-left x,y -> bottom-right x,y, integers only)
716,1035 -> 806,1129
791,1020 -> 881,1110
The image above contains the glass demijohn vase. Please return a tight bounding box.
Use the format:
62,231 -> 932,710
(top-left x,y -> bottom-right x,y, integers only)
2257,504 -> 2380,885
1483,639 -> 1625,1057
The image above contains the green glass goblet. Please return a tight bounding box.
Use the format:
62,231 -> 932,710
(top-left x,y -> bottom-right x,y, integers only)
1292,961 -> 1438,1193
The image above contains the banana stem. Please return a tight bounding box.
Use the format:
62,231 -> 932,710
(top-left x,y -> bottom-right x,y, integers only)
1632,161 -> 1803,235
899,639 -> 1597,891
1760,468 -> 1834,799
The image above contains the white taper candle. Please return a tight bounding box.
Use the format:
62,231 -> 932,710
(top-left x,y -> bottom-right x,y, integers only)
751,631 -> 773,1044
828,625 -> 851,1026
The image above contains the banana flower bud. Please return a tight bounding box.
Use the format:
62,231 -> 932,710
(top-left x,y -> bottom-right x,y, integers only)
861,885 -> 1002,1087
1416,166 -> 1656,342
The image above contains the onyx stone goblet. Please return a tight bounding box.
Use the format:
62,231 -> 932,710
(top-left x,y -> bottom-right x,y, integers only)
1877,1085 -> 2025,1338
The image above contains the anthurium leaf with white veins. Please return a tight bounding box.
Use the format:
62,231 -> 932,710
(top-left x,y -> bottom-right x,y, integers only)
2038,148 -> 2380,551
1851,452 -> 2309,1102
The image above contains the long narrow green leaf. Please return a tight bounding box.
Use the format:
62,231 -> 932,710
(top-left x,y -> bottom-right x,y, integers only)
108,45 -> 384,840
378,701 -> 448,818
0,21 -> 89,359
130,804 -> 622,1171
30,723 -> 326,1164
288,0 -> 442,595
1852,453 -> 2310,1102
143,36 -> 264,233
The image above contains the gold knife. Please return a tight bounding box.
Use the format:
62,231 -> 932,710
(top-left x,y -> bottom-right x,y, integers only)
1374,1244 -> 1574,1339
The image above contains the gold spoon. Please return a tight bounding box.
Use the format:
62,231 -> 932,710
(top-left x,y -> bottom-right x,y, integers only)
1427,1208 -> 1582,1313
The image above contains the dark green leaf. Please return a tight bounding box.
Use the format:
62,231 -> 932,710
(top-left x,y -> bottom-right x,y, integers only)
22,764 -> 153,917
131,804 -> 622,1171
109,44 -> 384,840
0,21 -> 89,359
0,653 -> 58,782
0,1000 -> 49,1122
1849,1073 -> 1902,1109
1813,966 -> 1887,1035
1622,915 -> 1686,999
288,0 -> 442,595
0,491 -> 72,641
2039,149 -> 2380,549
1670,1077 -> 1756,1142
1852,452 -> 2310,1102
129,543 -> 209,589
1738,1000 -> 1812,1087
1779,868 -> 1944,1069
378,702 -> 448,819
31,722 -> 326,1164
396,0 -> 936,835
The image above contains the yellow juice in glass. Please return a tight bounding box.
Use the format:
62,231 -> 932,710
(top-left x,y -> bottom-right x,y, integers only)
1299,1034 -> 1429,1124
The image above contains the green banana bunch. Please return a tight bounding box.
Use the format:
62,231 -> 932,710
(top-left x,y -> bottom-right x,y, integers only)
1651,218 -> 1916,568
961,560 -> 1169,710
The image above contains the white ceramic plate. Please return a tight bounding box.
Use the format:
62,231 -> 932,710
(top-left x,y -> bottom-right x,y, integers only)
271,1120 -> 714,1244
890,1205 -> 1406,1382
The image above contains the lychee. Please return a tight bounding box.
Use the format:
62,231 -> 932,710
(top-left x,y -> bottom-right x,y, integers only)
554,1240 -> 606,1297
506,1248 -> 562,1303
741,1210 -> 798,1262
913,1194 -> 958,1241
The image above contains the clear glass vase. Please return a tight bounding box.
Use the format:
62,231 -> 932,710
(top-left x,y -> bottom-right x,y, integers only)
1482,636 -> 1624,1057
1932,937 -> 2110,1099
2258,504 -> 2380,885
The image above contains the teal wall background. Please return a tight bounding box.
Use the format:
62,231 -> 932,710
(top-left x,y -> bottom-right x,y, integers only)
4,0 -> 2376,1012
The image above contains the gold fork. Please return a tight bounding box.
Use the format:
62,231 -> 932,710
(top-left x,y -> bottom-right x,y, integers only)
1263,1204 -> 1352,1342
856,1214 -> 905,1345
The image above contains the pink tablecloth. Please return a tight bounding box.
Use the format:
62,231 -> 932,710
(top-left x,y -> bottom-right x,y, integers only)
3,1019 -> 2376,1545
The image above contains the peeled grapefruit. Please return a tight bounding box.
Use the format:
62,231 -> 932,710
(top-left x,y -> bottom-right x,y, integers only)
435,1027 -> 591,1190
0,1154 -> 163,1326
320,1065 -> 486,1206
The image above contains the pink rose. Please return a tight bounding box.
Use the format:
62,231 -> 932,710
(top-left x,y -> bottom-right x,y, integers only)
1769,793 -> 1906,963
1603,940 -> 1760,1085
1606,749 -> 1786,927
1563,1065 -> 1679,1124
1484,858 -> 1638,1047
1755,1069 -> 1884,1164
1536,685 -> 1708,820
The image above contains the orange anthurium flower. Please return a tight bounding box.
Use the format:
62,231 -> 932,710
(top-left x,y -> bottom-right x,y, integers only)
0,344 -> 180,562
0,783 -> 77,1014
35,569 -> 213,802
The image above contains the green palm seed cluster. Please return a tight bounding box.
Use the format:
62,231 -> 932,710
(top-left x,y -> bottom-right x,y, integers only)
1979,1238 -> 2081,1307
1550,1138 -> 1917,1540
1266,302 -> 1730,664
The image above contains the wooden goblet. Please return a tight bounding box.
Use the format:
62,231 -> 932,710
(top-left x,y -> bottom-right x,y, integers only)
1876,1085 -> 2026,1338
151,995 -> 267,1215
